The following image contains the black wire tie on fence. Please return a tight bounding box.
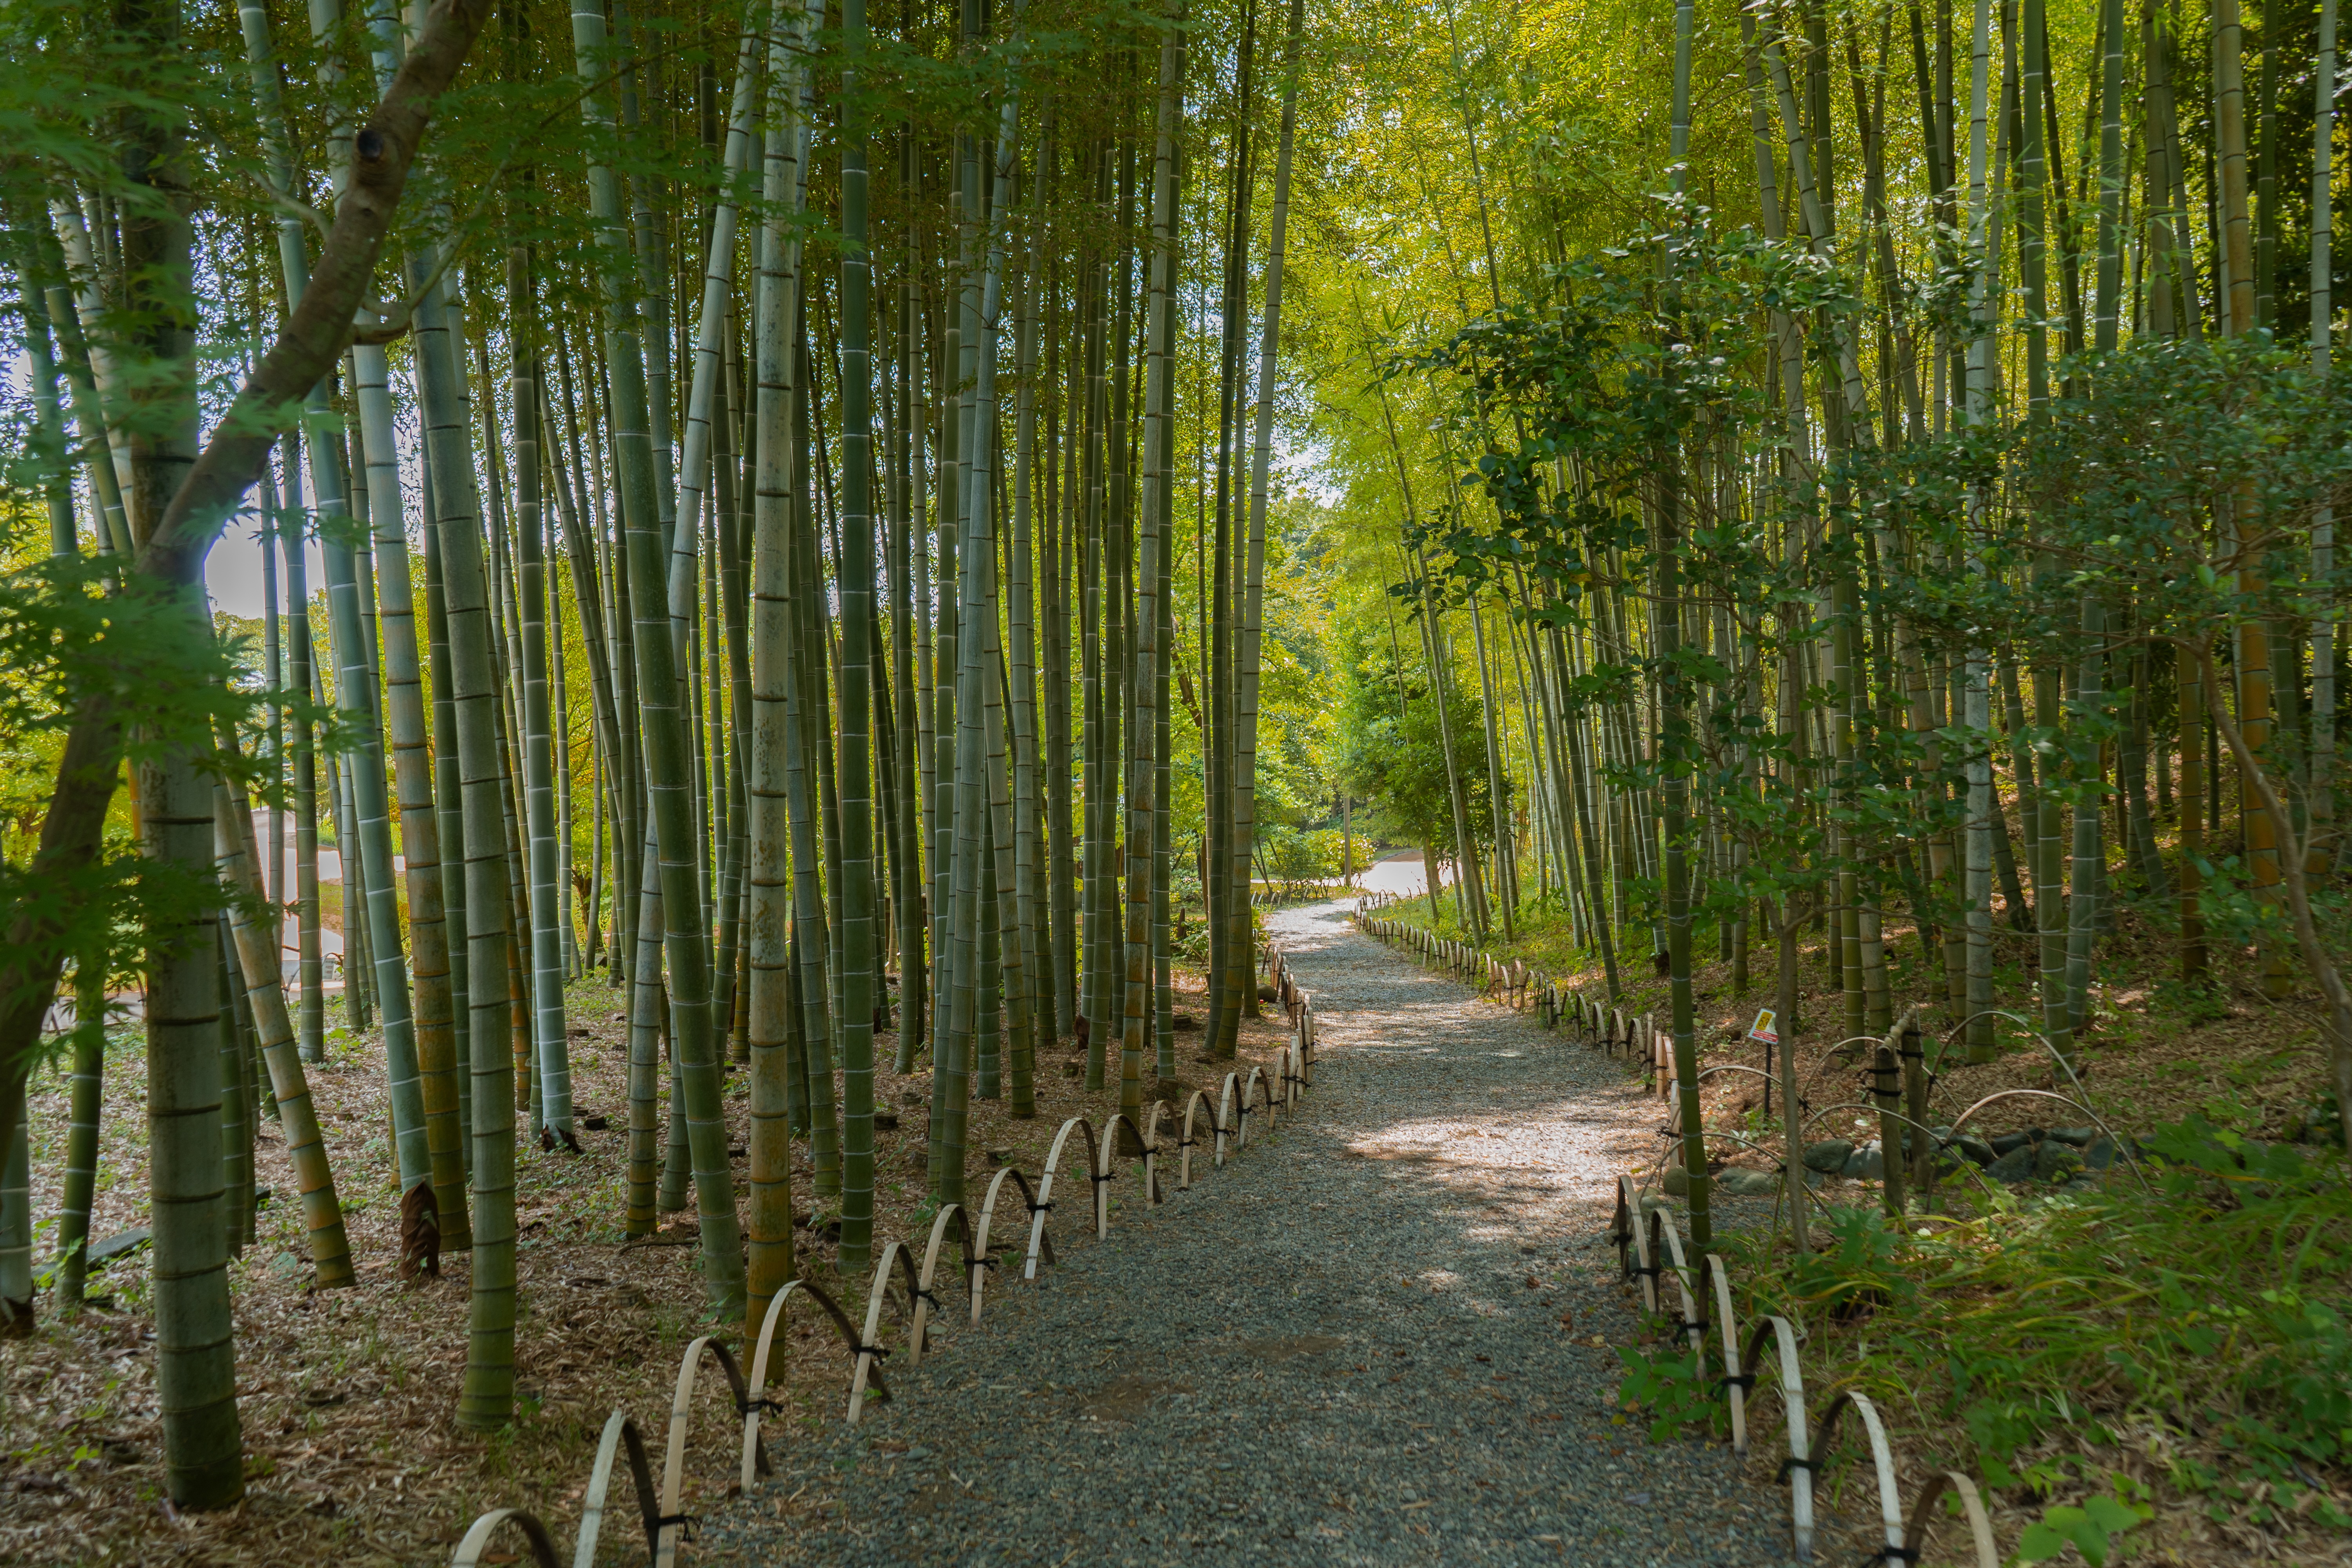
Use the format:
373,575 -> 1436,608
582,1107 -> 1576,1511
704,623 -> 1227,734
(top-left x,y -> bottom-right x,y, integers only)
1865,1548 -> 1921,1566
736,1394 -> 786,1416
655,1513 -> 701,1541
1715,1372 -> 1755,1392
1027,1200 -> 1054,1214
1776,1455 -> 1823,1481
855,1343 -> 892,1360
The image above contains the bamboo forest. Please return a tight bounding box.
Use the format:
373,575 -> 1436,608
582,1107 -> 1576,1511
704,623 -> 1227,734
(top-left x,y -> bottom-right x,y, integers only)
3,0 -> 2352,1557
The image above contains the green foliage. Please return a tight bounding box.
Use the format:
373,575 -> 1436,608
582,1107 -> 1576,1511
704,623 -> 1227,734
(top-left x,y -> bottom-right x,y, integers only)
2013,1493 -> 2149,1566
0,544 -> 275,1029
1612,1344 -> 1726,1443
1786,1205 -> 1918,1323
1335,652 -> 1496,860
1723,1118 -> 2352,1527
1256,824 -> 1349,887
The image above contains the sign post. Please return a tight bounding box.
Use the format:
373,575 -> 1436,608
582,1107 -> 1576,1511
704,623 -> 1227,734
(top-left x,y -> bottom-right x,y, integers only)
1747,1009 -> 1778,1114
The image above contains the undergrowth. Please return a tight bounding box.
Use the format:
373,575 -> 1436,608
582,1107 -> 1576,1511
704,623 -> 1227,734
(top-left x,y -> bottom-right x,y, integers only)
1616,1118 -> 2352,1555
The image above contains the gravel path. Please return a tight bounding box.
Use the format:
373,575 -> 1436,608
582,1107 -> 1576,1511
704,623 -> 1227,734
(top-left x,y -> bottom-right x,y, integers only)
695,901 -> 1796,1566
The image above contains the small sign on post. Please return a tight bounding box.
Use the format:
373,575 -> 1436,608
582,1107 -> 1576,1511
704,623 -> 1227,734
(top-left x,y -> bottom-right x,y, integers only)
1748,1009 -> 1779,1116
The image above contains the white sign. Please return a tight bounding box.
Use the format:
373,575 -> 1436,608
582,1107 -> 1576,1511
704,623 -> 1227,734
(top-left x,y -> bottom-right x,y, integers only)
1747,1008 -> 1779,1047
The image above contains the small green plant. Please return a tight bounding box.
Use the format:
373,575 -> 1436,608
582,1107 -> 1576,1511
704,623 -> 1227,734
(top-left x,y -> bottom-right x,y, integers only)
1613,1346 -> 1727,1442
1788,1205 -> 1915,1323
2012,1492 -> 2147,1566
2147,977 -> 2229,1027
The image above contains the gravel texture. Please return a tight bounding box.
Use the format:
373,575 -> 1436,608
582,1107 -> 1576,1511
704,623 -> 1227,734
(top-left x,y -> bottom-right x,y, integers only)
693,900 -> 1799,1566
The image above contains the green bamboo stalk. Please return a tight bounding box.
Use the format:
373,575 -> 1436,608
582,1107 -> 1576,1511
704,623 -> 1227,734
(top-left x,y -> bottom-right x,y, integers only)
243,0 -> 422,1151
748,0 -> 819,1330
1231,0 -> 1303,1044
2091,0 -> 2127,348
554,605 -> 580,982
670,21 -> 765,1025
1206,12 -> 1254,1066
1097,142 -> 1138,1086
1078,198 -> 1112,1085
930,276 -> 960,1080
0,1075 -> 26,1326
54,962 -> 104,1308
110,43 -> 228,1497
511,236 -> 573,1145
213,915 -> 250,1256
40,200 -> 134,543
279,476 -> 325,1067
980,782 -> 1003,1101
788,337 -> 841,1200
1656,0 -> 1714,1256
150,752 -> 241,1507
625,834 -> 666,1229
317,398 -> 432,1193
1009,133 -> 1049,1112
715,331 -> 751,1060
1126,10 -> 1183,1138
412,253 -> 521,1427
11,217 -> 76,558
572,0 -> 746,1320
837,0 -> 881,1269
27,216 -> 130,555
974,170 -> 1034,1123
891,130 -> 929,1073
423,418 -> 476,1169
470,338 -> 539,1128
1045,248 -> 1079,1043
940,4 -> 1031,1202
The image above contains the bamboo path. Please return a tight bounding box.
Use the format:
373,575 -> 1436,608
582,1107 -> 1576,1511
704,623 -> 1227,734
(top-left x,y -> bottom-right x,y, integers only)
684,897 -> 1793,1566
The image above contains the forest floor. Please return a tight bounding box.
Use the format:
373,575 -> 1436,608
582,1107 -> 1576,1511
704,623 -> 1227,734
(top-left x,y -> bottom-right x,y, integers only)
1376,878 -> 2342,1172
1,967 -> 1300,1566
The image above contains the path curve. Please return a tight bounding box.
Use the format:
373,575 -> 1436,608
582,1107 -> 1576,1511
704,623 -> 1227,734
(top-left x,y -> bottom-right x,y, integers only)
696,900 -> 1792,1566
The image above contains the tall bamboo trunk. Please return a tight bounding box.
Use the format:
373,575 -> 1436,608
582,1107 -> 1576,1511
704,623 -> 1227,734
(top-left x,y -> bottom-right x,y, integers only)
573,0 -> 748,1323
512,244 -> 573,1145
1008,140 -> 1050,1114
890,143 -> 930,1071
54,964 -> 105,1310
939,21 -> 1031,1199
1123,11 -> 1183,1138
836,0 -> 882,1268
1229,0 -> 1304,1041
744,0 -> 816,1331
413,255 -> 524,1428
